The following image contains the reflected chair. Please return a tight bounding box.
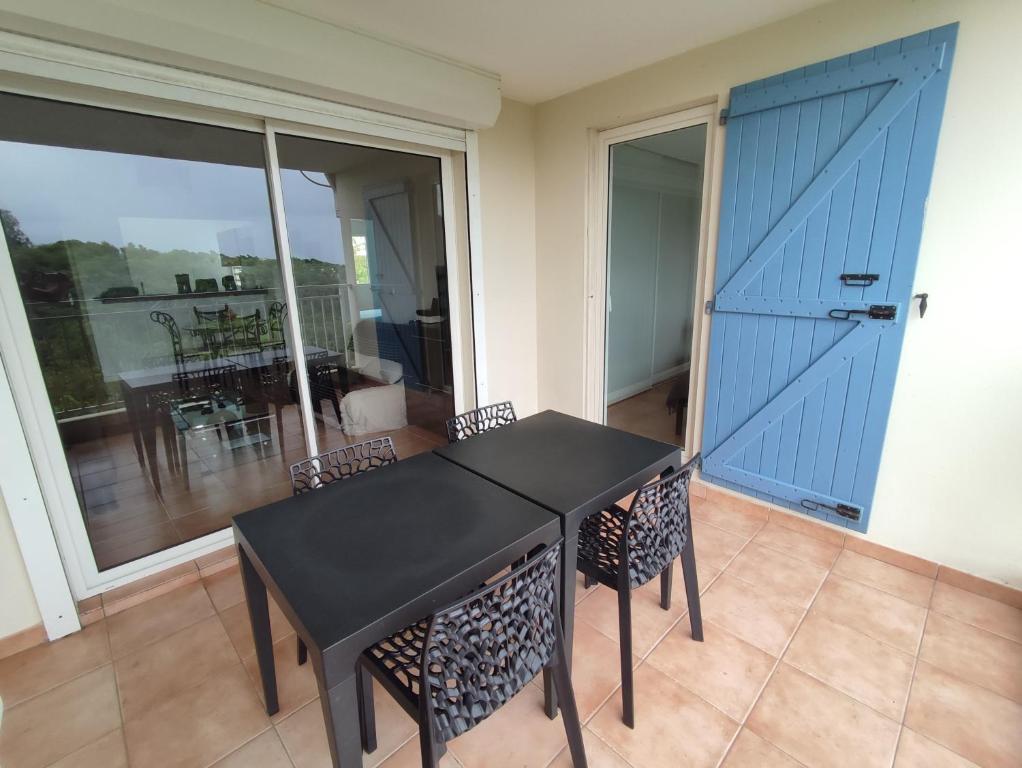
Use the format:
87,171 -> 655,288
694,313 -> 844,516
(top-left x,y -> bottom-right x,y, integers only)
306,350 -> 343,425
576,454 -> 702,728
362,541 -> 587,768
149,310 -> 205,366
289,436 -> 398,670
268,301 -> 287,347
223,309 -> 266,354
253,354 -> 297,461
445,401 -> 517,443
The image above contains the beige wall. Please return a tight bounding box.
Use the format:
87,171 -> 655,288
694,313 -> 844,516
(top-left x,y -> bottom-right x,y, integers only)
476,99 -> 540,415
532,0 -> 1022,586
0,492 -> 41,637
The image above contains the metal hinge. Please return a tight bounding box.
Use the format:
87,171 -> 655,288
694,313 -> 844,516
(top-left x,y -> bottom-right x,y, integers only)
704,299 -> 714,315
719,108 -> 729,126
801,499 -> 862,522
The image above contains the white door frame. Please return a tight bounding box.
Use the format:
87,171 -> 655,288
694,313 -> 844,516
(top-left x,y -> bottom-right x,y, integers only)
0,34 -> 482,632
583,103 -> 718,455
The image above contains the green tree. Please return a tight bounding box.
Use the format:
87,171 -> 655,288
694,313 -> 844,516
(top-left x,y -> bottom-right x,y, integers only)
0,208 -> 32,250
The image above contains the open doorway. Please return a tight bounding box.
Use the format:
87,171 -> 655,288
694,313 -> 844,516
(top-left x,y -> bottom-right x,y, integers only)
603,121 -> 708,450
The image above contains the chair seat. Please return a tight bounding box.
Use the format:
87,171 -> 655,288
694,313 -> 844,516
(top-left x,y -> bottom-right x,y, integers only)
577,503 -> 629,586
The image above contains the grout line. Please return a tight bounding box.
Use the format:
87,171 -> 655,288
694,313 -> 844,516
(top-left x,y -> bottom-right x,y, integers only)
888,605 -> 930,768
713,533 -> 837,768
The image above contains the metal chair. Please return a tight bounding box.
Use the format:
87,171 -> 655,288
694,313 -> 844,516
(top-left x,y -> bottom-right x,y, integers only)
149,310 -> 205,365
445,401 -> 517,443
362,541 -> 587,768
576,454 -> 702,728
288,436 -> 398,672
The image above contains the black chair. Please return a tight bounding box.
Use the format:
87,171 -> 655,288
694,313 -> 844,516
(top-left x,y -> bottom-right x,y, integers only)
289,436 -> 398,670
306,350 -> 343,425
223,309 -> 266,354
445,401 -> 517,443
268,301 -> 287,347
576,454 -> 702,728
362,541 -> 587,768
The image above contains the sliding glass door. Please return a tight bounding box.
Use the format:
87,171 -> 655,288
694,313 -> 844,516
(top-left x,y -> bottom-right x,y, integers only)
274,134 -> 455,458
0,92 -> 461,581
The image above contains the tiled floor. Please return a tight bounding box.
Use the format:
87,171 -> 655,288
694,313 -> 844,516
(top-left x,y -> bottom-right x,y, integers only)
2,494 -> 1021,768
607,378 -> 685,449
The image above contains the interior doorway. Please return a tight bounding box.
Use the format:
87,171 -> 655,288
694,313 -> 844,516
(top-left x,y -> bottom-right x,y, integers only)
602,120 -> 709,450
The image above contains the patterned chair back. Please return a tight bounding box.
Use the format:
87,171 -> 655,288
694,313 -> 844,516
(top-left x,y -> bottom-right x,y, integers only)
289,436 -> 397,494
622,454 -> 700,589
445,401 -> 517,443
150,310 -> 184,364
421,542 -> 561,741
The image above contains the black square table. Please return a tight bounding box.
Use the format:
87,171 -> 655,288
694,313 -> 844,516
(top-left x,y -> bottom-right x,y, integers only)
233,451 -> 560,767
433,409 -> 686,715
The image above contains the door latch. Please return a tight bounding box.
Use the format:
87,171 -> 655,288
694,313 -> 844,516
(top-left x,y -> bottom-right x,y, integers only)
801,499 -> 862,522
914,293 -> 928,318
828,304 -> 897,321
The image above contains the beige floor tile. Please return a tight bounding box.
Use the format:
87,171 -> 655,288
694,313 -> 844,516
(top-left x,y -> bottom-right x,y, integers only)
753,522 -> 841,568
691,498 -> 766,539
784,612 -> 914,719
589,663 -> 738,768
212,728 -> 295,768
905,661 -> 1022,768
831,549 -> 935,607
221,596 -> 297,659
376,736 -> 461,767
106,581 -> 215,658
536,619 -> 634,723
767,509 -> 846,547
243,635 -> 319,722
205,565 -> 246,613
894,728 -> 981,768
123,664 -> 270,768
747,664 -> 900,768
0,665 -> 121,768
47,729 -> 128,768
722,728 -> 803,767
575,571 -> 599,605
811,575 -> 927,654
100,562 -> 199,614
636,556 -> 720,604
575,583 -> 688,657
116,615 -> 240,721
0,620 -> 110,707
919,612 -> 1022,703
726,542 -> 828,608
276,680 -> 417,768
691,520 -> 749,570
548,728 -> 630,768
929,582 -> 1022,643
701,573 -> 804,656
448,685 -> 572,768
646,620 -> 775,721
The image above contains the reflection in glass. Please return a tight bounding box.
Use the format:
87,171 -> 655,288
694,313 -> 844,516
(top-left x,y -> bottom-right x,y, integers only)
604,124 -> 707,449
275,134 -> 454,459
0,93 -> 304,570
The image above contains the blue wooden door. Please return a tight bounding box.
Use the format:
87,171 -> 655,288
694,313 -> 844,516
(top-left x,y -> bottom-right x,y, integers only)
700,25 -> 957,531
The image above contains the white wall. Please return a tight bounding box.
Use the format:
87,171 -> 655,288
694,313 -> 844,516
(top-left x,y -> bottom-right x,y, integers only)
533,0 -> 1022,587
0,492 -> 41,637
475,99 -> 540,415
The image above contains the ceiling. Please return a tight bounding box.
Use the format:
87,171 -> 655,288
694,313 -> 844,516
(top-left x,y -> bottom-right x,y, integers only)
630,125 -> 708,165
262,0 -> 831,103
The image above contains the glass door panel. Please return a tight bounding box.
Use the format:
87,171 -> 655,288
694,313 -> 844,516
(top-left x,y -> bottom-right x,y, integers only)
274,134 -> 455,458
0,93 -> 304,570
604,123 -> 707,449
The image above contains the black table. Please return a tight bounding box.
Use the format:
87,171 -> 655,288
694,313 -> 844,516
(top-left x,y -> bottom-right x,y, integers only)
433,409 -> 683,716
233,452 -> 560,767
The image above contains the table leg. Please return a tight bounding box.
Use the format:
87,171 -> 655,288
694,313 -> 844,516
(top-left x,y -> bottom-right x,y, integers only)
122,387 -> 145,469
238,546 -> 278,715
319,673 -> 364,768
544,528 -> 579,719
139,396 -> 162,494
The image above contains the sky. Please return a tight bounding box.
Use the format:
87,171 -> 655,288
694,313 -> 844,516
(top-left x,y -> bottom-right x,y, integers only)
0,141 -> 346,265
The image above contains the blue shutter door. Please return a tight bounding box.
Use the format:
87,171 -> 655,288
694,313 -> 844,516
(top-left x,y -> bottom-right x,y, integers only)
700,24 -> 957,531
